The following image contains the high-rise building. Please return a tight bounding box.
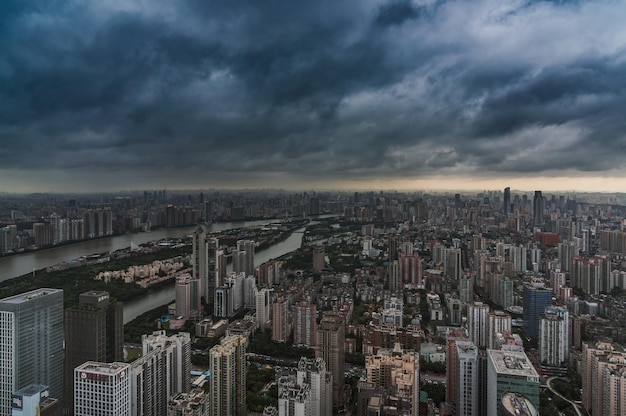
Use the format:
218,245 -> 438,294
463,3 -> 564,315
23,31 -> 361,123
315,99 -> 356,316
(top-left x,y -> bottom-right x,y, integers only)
192,226 -> 218,311
316,312 -> 345,410
522,284 -> 552,337
533,191 -> 544,228
74,362 -> 131,416
209,335 -> 247,416
272,297 -> 289,343
487,311 -> 512,350
131,331 -> 191,416
399,253 -> 422,288
175,274 -> 202,318
255,288 -> 271,329
0,288 -> 64,416
539,307 -> 569,368
294,301 -> 317,348
486,350 -> 540,416
467,302 -> 490,348
455,341 -> 478,416
503,187 -> 511,214
64,291 -> 124,415
313,245 -> 326,271
233,240 -> 255,277
296,358 -> 333,416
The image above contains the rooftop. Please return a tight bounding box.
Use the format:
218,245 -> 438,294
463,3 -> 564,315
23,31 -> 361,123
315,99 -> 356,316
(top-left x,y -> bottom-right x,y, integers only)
76,361 -> 130,375
488,350 -> 539,378
0,288 -> 62,304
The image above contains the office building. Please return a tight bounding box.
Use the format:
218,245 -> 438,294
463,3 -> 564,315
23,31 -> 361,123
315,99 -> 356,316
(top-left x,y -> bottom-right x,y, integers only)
74,362 -> 131,416
486,350 -> 540,416
455,341 -> 478,416
503,187 -> 511,214
0,289 -> 64,416
64,291 -> 124,415
316,312 -> 345,410
467,302 -> 490,348
522,284 -> 552,337
294,301 -> 317,348
209,335 -> 247,416
11,385 -> 59,416
131,331 -> 191,416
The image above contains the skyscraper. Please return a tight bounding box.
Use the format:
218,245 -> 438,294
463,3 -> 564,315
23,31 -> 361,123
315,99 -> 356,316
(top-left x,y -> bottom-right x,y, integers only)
255,288 -> 271,329
192,226 -> 218,311
455,341 -> 478,416
316,312 -> 345,410
131,331 -> 191,416
64,290 -> 124,415
272,297 -> 289,343
0,288 -> 64,416
467,302 -> 490,348
522,284 -> 552,337
533,191 -> 544,228
209,335 -> 247,416
539,307 -> 569,367
503,187 -> 511,214
294,301 -> 317,348
233,240 -> 255,277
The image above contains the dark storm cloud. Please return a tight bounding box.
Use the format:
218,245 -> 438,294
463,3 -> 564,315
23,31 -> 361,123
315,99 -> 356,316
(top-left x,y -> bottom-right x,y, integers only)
1,0 -> 626,189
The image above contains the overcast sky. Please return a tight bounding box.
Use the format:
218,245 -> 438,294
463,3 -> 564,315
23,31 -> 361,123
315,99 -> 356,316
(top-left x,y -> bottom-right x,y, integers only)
1,0 -> 625,193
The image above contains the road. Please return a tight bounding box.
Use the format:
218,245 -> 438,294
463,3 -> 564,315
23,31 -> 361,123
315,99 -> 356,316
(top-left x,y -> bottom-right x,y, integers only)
545,377 -> 585,416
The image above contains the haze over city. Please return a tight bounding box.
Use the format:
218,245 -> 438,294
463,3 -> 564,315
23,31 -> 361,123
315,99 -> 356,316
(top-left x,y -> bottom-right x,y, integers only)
2,0 -> 626,193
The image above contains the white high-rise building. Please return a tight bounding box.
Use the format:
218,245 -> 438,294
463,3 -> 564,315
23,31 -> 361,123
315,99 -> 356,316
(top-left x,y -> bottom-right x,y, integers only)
539,307 -> 569,367
131,331 -> 191,416
296,358 -> 333,416
0,289 -> 64,416
456,341 -> 478,416
233,240 -> 255,277
192,226 -> 218,310
255,288 -> 271,329
467,302 -> 490,348
488,311 -> 512,350
74,362 -> 131,416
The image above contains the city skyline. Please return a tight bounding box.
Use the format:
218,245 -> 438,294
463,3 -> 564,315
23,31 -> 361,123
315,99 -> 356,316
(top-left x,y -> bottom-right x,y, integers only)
2,0 -> 626,193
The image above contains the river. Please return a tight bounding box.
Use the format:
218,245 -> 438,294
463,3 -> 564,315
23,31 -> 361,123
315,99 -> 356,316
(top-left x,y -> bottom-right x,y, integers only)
0,216 -> 332,324
0,219 -> 275,282
122,223 -> 314,323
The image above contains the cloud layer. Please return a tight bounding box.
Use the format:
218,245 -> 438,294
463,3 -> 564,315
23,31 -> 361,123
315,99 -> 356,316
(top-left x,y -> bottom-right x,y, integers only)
1,0 -> 625,191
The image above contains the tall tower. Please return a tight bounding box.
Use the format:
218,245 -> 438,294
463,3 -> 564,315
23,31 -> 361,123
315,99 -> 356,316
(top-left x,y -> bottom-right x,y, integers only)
0,289 -> 64,416
455,341 -> 478,416
294,301 -> 317,348
503,187 -> 511,214
522,284 -> 552,337
192,226 -> 218,311
233,240 -> 255,277
467,302 -> 490,348
533,191 -> 544,228
539,307 -> 569,367
131,331 -> 191,416
209,335 -> 247,416
64,291 -> 124,415
316,312 -> 345,410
